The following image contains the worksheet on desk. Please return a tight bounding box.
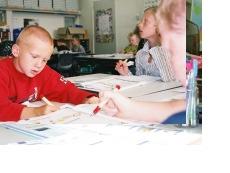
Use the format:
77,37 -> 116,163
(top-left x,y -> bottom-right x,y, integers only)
66,73 -> 111,86
8,123 -> 201,145
18,104 -> 130,125
131,87 -> 186,102
76,75 -> 159,92
3,104 -> 201,145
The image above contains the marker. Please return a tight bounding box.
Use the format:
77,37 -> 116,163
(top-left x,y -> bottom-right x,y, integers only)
120,59 -> 128,67
41,96 -> 54,106
91,85 -> 121,116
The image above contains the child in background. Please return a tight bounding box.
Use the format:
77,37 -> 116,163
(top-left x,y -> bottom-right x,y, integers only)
0,40 -> 14,59
55,40 -> 70,52
133,25 -> 146,51
0,25 -> 98,122
115,7 -> 175,82
100,0 -> 186,123
123,32 -> 140,55
71,37 -> 86,54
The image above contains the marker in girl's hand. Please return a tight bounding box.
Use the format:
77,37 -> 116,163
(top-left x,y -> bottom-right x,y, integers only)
91,85 -> 121,116
120,59 -> 128,68
120,59 -> 134,67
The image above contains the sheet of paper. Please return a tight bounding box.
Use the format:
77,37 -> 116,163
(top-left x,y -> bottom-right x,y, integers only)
18,104 -> 130,125
22,101 -> 45,107
121,80 -> 182,98
9,124 -> 201,145
76,76 -> 157,92
132,88 -> 186,102
0,125 -> 42,145
3,104 -> 201,145
66,73 -> 111,86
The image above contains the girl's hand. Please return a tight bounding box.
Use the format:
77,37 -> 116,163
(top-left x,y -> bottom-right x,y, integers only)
115,60 -> 129,76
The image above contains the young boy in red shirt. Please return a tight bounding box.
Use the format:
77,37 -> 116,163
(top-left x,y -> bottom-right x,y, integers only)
0,25 -> 98,121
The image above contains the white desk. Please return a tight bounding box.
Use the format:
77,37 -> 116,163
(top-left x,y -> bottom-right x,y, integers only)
75,53 -> 134,60
131,87 -> 185,102
0,74 -> 191,145
66,74 -> 183,99
67,73 -> 111,84
0,121 -> 201,145
0,125 -> 40,145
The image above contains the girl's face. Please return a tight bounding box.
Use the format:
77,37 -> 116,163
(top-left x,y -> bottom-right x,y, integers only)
138,10 -> 157,40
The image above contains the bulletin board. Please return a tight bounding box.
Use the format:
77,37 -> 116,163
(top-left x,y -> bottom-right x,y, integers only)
144,0 -> 160,10
95,8 -> 113,43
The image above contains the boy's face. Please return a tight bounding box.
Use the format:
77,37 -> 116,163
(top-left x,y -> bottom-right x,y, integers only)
138,10 -> 157,39
129,35 -> 139,46
72,39 -> 80,46
13,35 -> 53,78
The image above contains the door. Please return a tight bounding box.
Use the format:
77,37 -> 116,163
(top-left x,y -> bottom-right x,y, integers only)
93,0 -> 116,54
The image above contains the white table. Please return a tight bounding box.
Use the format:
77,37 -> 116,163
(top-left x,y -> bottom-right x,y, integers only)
66,74 -> 183,99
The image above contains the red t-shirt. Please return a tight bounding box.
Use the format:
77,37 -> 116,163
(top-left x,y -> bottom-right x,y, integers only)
0,58 -> 94,121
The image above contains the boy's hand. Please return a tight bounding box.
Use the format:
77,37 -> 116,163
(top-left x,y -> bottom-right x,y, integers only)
82,96 -> 99,104
34,105 -> 59,115
20,105 -> 59,120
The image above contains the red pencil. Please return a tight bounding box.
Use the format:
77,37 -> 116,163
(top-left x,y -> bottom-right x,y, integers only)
91,85 -> 121,116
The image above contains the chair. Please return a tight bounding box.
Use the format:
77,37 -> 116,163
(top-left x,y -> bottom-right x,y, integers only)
56,52 -> 74,77
186,20 -> 200,55
0,40 -> 14,57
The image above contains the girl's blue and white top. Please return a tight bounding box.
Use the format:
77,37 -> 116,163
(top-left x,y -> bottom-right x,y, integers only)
128,42 -> 176,82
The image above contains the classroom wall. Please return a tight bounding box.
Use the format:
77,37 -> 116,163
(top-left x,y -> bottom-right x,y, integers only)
11,12 -> 65,38
114,0 -> 143,53
79,0 -> 99,53
79,0 -> 144,53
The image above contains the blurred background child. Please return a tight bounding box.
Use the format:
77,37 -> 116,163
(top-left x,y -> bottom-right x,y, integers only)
115,7 -> 175,82
123,32 -> 140,55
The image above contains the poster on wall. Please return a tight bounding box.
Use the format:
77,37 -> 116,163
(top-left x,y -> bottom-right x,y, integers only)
95,8 -> 113,43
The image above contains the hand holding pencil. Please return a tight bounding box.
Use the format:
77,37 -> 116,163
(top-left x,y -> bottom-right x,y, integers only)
20,96 -> 59,120
42,96 -> 54,106
96,86 -> 134,118
91,85 -> 121,116
39,96 -> 59,114
115,59 -> 130,76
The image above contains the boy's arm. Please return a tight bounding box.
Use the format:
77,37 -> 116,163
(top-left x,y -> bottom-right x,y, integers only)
43,68 -> 97,104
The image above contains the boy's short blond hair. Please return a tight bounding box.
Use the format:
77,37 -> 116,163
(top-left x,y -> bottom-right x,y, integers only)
16,25 -> 53,47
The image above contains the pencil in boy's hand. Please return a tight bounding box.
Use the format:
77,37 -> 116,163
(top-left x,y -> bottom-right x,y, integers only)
91,85 -> 121,116
41,96 -> 54,106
